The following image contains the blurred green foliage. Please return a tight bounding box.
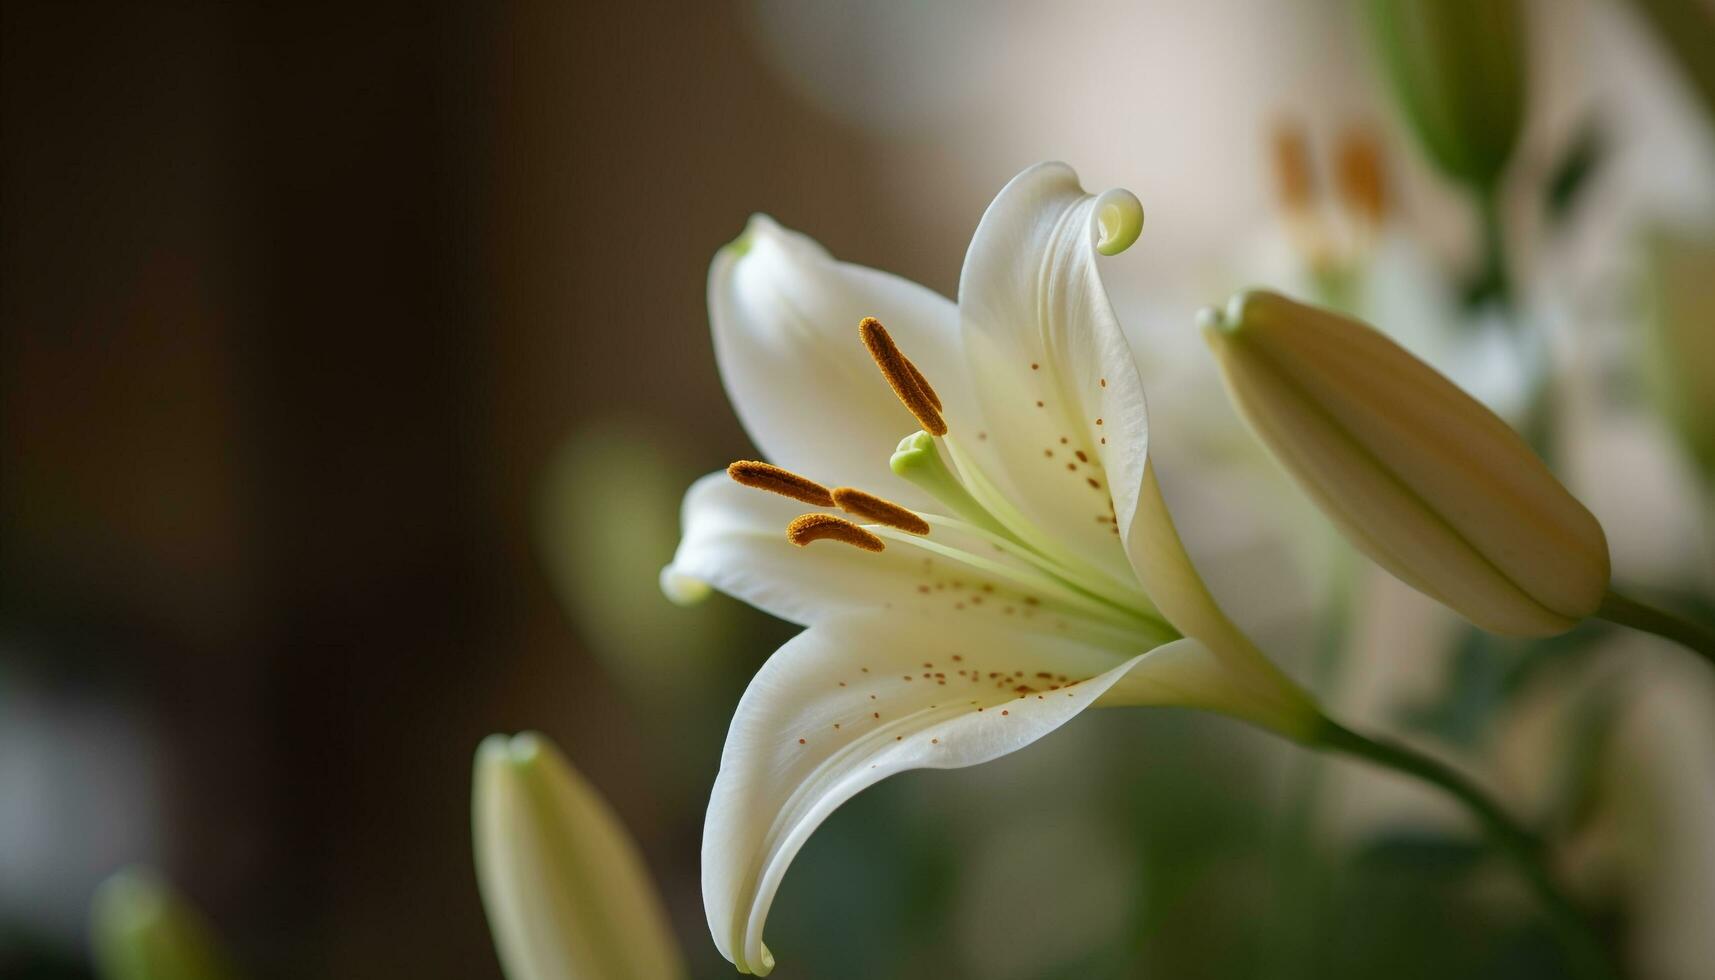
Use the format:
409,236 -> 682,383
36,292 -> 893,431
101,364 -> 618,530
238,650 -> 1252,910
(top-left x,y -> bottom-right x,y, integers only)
1363,0 -> 1524,193
734,708 -> 1602,979
88,869 -> 236,980
1642,229 -> 1715,484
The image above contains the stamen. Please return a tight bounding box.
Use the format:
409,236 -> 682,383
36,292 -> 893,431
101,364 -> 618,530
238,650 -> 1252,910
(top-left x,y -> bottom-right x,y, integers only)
1334,125 -> 1386,226
727,460 -> 835,507
1270,119 -> 1315,214
858,317 -> 947,436
786,513 -> 886,552
903,356 -> 942,412
832,487 -> 930,535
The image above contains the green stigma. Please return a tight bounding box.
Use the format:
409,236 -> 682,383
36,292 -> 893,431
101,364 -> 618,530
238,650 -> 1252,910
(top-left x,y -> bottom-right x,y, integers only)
890,431 -> 1012,540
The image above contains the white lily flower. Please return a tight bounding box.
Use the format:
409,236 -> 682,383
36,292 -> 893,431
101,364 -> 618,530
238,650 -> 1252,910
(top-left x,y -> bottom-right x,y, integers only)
472,733 -> 685,980
665,163 -> 1321,975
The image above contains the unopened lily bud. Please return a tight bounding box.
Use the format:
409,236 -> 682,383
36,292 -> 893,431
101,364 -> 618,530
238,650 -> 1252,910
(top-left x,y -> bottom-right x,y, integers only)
473,733 -> 684,980
1201,290 -> 1609,637
89,868 -> 238,980
1364,0 -> 1526,191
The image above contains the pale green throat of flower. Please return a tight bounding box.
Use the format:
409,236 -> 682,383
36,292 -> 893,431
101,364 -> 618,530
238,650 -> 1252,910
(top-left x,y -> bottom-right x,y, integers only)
722,315 -> 1178,655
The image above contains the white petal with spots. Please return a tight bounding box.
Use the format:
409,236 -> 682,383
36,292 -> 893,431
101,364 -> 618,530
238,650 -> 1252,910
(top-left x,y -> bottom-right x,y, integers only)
710,215 -> 972,508
955,162 -> 1153,585
668,471 -> 1135,640
702,610 -> 1216,976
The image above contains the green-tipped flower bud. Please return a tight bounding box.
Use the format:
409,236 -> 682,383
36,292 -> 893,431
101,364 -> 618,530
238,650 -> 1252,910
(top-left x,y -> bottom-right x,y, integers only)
1202,290 -> 1610,637
473,733 -> 684,980
89,868 -> 238,980
1364,0 -> 1526,191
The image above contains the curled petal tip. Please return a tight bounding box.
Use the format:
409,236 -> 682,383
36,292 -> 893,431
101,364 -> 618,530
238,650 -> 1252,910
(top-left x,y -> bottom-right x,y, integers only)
1093,188 -> 1144,256
724,230 -> 755,260
724,213 -> 780,259
660,565 -> 713,605
737,943 -> 776,975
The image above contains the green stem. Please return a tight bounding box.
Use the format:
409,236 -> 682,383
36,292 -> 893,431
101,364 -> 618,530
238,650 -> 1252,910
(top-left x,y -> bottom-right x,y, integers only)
1469,184 -> 1513,312
1312,716 -> 1618,980
1263,555 -> 1363,980
1596,589 -> 1715,667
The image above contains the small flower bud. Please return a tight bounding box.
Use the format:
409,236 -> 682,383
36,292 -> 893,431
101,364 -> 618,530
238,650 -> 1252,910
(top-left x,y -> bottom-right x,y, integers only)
89,868 -> 238,980
1364,0 -> 1526,191
1201,290 -> 1609,637
473,733 -> 684,980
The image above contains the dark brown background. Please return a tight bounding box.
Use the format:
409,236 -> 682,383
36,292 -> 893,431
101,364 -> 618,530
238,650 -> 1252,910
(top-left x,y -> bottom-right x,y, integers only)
1,2 -> 928,975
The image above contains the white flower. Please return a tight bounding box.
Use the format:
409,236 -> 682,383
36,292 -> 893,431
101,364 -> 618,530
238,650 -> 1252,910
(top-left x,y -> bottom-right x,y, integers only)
665,163 -> 1320,975
472,733 -> 685,980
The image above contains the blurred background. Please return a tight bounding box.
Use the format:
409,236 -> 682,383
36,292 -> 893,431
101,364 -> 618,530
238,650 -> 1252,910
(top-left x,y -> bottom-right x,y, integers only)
3,0 -> 1713,977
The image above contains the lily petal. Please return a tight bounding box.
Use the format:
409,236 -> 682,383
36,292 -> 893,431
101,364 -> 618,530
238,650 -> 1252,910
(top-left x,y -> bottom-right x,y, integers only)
667,472 -> 936,626
1124,462 -> 1322,741
702,610 -> 1227,975
668,471 -> 1145,640
955,162 -> 1152,584
711,215 -> 969,502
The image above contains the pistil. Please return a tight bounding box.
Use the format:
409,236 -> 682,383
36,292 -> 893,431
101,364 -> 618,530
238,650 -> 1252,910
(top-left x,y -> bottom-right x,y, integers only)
889,431 -> 1012,540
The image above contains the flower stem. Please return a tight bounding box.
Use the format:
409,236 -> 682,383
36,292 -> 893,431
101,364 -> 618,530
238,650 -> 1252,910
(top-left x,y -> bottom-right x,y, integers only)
1467,184 -> 1513,312
1310,716 -> 1618,980
1595,589 -> 1715,667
